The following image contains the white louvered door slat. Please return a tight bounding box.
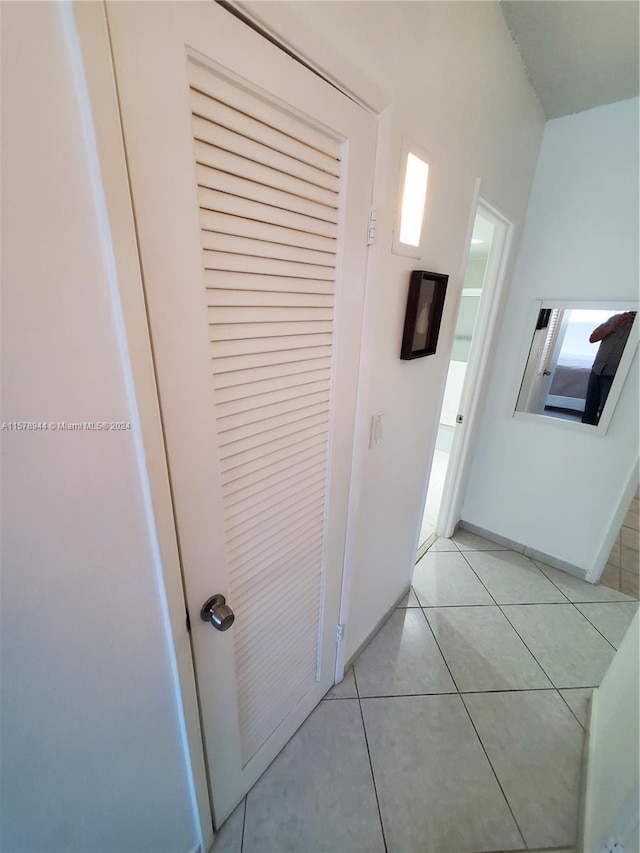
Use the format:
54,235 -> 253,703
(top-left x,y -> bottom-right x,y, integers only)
224,478 -> 327,536
208,290 -> 334,309
215,393 -> 331,436
191,118 -> 340,193
216,403 -> 330,447
220,421 -> 329,471
215,360 -> 332,393
198,188 -> 338,239
190,63 -> 341,765
225,491 -> 326,555
188,68 -> 341,172
200,209 -> 338,252
201,232 -> 336,268
218,410 -> 329,457
213,346 -> 333,374
194,141 -> 339,209
196,166 -> 339,225
107,0 -> 375,825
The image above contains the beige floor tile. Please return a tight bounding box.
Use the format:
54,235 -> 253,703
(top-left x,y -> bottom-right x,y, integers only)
537,562 -> 633,602
621,543 -> 640,573
243,700 -> 384,852
559,687 -> 593,728
620,570 -> 640,598
465,550 -> 567,604
324,667 -> 358,700
425,606 -> 551,692
621,525 -> 640,550
361,694 -> 524,853
412,551 -> 495,607
354,608 -> 455,697
624,498 -> 639,530
212,801 -> 244,852
501,604 -> 616,688
574,601 -> 639,649
599,562 -> 621,591
427,536 -> 459,552
464,690 -> 584,849
607,541 -> 621,567
397,588 -> 421,607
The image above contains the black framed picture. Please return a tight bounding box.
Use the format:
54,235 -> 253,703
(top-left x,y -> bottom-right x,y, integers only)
400,270 -> 448,359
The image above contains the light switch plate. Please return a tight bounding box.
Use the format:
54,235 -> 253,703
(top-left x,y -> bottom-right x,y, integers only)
370,413 -> 385,448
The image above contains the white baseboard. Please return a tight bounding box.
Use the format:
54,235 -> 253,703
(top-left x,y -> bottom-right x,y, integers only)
458,520 -> 589,581
345,585 -> 411,670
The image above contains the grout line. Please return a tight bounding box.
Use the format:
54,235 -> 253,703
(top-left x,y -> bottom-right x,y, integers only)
240,796 -> 247,852
352,668 -> 388,853
528,563 -> 583,605
569,604 -> 621,651
464,549 -> 572,604
493,605 -> 559,689
334,690 -> 459,699
418,605 -> 461,692
420,544 -> 592,849
555,688 -> 588,731
473,847 -> 574,853
458,692 -> 529,851
457,550 -> 563,690
331,685 -> 599,699
422,550 -> 612,696
459,686 -> 565,695
419,594 -> 529,849
414,601 -> 501,608
455,550 -> 498,607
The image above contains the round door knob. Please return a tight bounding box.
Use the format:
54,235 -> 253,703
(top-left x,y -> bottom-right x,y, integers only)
200,594 -> 235,632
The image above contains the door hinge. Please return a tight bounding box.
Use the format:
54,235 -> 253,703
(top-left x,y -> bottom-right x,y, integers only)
456,414 -> 464,424
336,624 -> 345,643
367,207 -> 377,245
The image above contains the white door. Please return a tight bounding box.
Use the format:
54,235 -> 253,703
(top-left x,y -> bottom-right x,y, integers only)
106,1 -> 376,826
438,199 -> 513,538
532,310 -> 569,413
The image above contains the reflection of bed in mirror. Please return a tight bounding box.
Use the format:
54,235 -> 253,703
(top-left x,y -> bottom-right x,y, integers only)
546,353 -> 591,414
514,300 -> 639,432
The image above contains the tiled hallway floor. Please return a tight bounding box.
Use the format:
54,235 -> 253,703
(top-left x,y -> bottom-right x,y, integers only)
214,532 -> 639,853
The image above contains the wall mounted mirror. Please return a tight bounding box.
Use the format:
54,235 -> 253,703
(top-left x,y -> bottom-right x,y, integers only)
515,301 -> 639,431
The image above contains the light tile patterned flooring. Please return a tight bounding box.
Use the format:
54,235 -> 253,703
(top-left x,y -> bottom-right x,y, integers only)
214,532 -> 639,853
600,487 -> 640,598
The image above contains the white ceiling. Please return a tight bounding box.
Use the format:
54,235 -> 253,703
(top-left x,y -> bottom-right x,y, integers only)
500,1 -> 639,119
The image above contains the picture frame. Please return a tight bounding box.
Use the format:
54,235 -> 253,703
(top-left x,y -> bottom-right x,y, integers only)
400,270 -> 449,359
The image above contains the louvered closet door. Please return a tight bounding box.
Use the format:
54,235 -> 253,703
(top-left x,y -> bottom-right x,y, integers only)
190,63 -> 339,765
106,0 -> 376,826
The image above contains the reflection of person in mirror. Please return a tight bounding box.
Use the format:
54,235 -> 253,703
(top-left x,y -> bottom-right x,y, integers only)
582,311 -> 636,425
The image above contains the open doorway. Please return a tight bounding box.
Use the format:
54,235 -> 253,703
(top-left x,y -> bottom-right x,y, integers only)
417,200 -> 512,556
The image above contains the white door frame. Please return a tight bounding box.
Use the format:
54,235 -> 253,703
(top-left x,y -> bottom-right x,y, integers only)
69,3 -> 213,848
438,190 -> 514,538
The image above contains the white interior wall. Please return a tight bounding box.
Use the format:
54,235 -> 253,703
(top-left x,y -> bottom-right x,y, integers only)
0,5 -> 198,851
1,2 -> 546,845
462,98 -> 640,576
242,0 -> 545,657
582,613 -> 640,851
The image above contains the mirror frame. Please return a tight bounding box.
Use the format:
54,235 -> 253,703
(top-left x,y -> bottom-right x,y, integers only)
513,299 -> 639,433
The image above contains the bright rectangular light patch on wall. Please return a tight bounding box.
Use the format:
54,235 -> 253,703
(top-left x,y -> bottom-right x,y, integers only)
399,153 -> 429,247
